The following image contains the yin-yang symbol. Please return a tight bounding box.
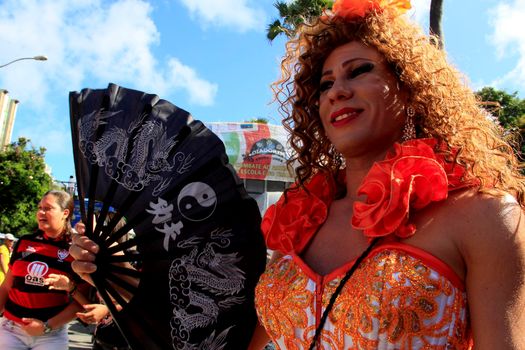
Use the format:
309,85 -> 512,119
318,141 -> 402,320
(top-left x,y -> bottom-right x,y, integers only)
177,182 -> 217,221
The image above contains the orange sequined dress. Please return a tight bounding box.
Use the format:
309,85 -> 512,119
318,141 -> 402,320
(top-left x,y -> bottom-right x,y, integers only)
255,139 -> 474,349
255,244 -> 470,349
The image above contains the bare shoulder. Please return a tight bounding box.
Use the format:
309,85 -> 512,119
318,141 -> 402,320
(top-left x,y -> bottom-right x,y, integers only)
441,189 -> 525,263
439,189 -> 522,231
440,190 -> 525,347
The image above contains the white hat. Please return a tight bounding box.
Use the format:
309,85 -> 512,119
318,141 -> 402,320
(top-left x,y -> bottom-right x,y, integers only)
0,233 -> 4,239
5,233 -> 15,241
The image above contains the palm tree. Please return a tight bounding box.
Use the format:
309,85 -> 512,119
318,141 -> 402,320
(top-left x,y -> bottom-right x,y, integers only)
244,118 -> 269,124
429,0 -> 444,49
267,0 -> 444,48
267,0 -> 333,41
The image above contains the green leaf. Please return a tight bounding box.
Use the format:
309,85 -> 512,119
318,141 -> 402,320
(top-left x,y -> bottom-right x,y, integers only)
0,137 -> 53,233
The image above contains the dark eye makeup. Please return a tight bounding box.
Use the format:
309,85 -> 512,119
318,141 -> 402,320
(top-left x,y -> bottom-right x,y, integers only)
319,80 -> 333,92
319,62 -> 375,93
349,62 -> 374,78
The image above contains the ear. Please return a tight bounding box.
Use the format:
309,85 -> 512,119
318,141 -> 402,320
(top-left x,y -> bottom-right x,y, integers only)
63,209 -> 70,220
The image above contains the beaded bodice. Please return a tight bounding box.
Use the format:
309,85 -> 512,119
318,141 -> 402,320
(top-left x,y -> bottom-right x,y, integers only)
255,243 -> 472,349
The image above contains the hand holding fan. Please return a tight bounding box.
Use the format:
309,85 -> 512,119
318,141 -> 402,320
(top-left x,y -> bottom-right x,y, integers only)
69,83 -> 267,349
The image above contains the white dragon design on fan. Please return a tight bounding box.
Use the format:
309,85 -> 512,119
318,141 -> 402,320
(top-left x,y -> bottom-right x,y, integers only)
77,109 -> 195,194
169,228 -> 246,349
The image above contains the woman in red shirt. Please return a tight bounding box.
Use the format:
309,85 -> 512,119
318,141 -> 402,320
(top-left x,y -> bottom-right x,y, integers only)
0,190 -> 83,350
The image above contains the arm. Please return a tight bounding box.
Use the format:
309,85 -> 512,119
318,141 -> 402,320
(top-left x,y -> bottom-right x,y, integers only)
461,194 -> 525,349
0,270 -> 13,312
43,273 -> 117,325
21,299 -> 84,336
248,321 -> 271,350
22,274 -> 90,335
44,273 -> 92,305
76,303 -> 110,324
0,251 -> 8,275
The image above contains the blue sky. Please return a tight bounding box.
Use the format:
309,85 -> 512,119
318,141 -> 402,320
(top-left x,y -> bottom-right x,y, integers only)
0,0 -> 524,182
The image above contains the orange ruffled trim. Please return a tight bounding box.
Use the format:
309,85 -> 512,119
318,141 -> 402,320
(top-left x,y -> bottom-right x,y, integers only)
262,173 -> 335,254
261,138 -> 476,254
332,0 -> 411,20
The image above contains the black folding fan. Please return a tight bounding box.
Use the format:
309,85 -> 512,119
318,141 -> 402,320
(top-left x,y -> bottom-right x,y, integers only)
69,83 -> 267,350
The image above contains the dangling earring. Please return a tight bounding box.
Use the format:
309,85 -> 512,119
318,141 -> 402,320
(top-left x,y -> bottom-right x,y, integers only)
402,105 -> 416,141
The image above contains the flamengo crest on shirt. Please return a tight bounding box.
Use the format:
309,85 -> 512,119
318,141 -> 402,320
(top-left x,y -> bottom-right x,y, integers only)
57,249 -> 69,262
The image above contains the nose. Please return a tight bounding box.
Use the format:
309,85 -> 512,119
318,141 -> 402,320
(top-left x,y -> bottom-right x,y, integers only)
326,79 -> 353,103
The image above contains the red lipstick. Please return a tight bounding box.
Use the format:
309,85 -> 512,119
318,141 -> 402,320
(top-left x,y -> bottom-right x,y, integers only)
330,107 -> 362,127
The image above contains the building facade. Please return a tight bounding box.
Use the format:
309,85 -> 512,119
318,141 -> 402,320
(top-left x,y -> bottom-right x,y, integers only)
207,122 -> 294,215
0,90 -> 19,148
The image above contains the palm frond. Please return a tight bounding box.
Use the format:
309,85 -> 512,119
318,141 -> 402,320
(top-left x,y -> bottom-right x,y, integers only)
267,20 -> 285,41
266,0 -> 333,42
274,1 -> 289,18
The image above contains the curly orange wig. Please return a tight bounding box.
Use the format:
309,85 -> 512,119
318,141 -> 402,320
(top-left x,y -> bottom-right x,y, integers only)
274,8 -> 525,205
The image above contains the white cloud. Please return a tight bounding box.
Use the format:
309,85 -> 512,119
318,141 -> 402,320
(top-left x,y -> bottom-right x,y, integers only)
178,0 -> 265,32
16,118 -> 71,155
407,0 -> 431,31
0,0 -> 217,159
168,58 -> 218,106
0,0 -> 216,104
488,0 -> 525,92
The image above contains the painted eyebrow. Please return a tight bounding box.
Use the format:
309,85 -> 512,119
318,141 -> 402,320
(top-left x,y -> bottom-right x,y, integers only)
321,57 -> 373,79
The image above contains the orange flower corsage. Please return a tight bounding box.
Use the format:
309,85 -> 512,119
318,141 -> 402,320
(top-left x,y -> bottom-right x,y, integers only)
352,138 -> 473,238
261,138 -> 475,255
332,0 -> 411,20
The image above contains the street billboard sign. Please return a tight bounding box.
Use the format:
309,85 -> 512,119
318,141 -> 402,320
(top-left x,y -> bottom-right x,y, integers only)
207,122 -> 294,182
